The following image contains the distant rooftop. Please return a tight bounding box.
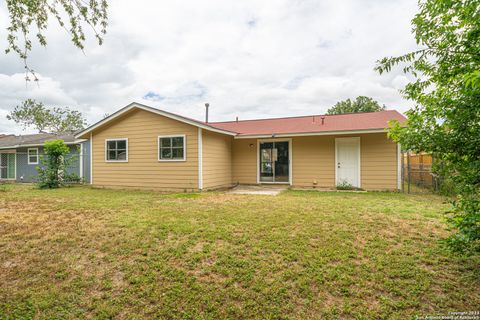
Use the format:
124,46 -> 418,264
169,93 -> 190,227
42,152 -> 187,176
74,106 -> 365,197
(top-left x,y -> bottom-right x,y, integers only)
0,132 -> 78,149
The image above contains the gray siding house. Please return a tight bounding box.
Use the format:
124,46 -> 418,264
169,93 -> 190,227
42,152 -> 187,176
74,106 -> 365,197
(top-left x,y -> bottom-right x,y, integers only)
0,133 -> 90,183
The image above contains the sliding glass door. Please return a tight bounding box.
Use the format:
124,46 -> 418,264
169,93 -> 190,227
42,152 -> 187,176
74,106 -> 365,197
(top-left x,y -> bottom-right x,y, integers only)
259,141 -> 289,183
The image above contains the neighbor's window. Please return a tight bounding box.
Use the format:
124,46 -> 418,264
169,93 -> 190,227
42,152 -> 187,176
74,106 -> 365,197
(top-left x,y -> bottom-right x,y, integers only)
28,148 -> 39,165
158,135 -> 185,161
106,139 -> 128,161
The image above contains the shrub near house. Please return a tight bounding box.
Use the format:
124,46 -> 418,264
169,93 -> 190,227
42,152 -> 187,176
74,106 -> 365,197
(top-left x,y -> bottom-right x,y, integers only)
36,140 -> 80,188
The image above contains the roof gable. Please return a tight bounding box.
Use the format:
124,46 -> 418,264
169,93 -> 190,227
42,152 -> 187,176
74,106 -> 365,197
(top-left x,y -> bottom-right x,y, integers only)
75,102 -> 237,139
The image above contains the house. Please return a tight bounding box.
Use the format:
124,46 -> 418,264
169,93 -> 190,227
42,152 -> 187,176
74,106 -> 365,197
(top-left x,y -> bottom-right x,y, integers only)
0,132 -> 90,183
75,102 -> 405,191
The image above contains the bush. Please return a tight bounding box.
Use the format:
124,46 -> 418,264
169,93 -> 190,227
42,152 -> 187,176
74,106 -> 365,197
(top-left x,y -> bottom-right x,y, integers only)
36,140 -> 80,189
376,0 -> 480,255
446,190 -> 480,253
336,180 -> 358,191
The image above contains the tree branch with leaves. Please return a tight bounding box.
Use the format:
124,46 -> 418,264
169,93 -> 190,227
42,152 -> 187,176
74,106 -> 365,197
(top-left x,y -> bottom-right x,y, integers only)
376,0 -> 480,254
5,0 -> 108,81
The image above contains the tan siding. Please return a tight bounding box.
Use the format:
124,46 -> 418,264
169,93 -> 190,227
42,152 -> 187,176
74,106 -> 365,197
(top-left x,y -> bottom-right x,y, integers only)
292,136 -> 335,187
232,139 -> 257,184
202,130 -> 233,189
91,109 -> 199,191
360,133 -> 398,190
231,133 -> 398,190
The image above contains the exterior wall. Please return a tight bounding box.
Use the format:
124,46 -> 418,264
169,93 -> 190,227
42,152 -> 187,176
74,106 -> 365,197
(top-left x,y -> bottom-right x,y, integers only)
292,136 -> 335,187
232,138 -> 257,184
231,133 -> 399,190
80,140 -> 91,184
360,133 -> 398,190
15,147 -> 42,182
15,145 -> 84,183
293,133 -> 398,190
202,130 -> 233,189
91,108 -> 199,191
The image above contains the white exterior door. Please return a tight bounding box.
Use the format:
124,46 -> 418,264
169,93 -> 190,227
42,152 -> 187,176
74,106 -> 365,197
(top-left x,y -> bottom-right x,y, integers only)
336,138 -> 360,187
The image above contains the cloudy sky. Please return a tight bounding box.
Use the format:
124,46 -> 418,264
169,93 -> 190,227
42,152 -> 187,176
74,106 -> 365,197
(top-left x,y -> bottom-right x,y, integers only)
0,0 -> 420,134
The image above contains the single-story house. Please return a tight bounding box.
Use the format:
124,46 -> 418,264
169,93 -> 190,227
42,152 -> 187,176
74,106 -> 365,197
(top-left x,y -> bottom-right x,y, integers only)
74,102 -> 405,191
0,133 -> 90,183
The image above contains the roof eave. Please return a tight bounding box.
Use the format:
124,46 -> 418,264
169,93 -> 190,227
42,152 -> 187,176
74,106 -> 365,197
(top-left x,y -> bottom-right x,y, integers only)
233,128 -> 387,139
0,140 -> 84,150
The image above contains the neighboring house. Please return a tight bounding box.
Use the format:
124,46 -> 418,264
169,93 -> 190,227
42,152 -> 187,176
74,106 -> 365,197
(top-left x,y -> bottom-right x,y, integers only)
0,133 -> 90,183
75,102 -> 406,191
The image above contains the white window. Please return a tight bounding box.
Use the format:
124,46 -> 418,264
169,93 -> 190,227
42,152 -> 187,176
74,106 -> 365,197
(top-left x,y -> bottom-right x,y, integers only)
105,139 -> 128,162
158,135 -> 186,161
27,148 -> 39,165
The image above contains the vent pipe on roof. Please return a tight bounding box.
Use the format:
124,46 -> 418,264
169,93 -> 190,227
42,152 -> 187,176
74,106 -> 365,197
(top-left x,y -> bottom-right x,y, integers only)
321,116 -> 325,125
205,103 -> 209,123
312,115 -> 315,123
236,116 -> 239,122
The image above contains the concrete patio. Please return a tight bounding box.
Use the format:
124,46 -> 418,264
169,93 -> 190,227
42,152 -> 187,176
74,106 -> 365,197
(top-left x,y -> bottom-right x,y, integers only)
227,185 -> 288,196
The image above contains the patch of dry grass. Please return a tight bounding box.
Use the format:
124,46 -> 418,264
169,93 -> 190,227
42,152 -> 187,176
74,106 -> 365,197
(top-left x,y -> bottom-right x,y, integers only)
0,185 -> 478,319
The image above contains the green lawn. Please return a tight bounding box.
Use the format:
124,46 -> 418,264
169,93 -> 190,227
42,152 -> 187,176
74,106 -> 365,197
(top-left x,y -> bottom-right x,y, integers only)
0,185 -> 478,319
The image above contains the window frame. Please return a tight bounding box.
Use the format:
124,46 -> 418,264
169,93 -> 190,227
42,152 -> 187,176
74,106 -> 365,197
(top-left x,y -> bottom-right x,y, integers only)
105,138 -> 129,163
27,148 -> 39,165
158,134 -> 186,162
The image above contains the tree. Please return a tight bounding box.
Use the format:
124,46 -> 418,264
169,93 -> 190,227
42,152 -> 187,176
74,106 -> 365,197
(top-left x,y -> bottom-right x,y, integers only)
5,0 -> 108,80
376,0 -> 480,254
7,99 -> 87,133
36,139 -> 80,188
326,96 -> 386,115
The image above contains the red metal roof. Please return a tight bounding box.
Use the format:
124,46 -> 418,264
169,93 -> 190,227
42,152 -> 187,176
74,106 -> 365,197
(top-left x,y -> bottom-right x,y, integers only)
208,110 -> 406,136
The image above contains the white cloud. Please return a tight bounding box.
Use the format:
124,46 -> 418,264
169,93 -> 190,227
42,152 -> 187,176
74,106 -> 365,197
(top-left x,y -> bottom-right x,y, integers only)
0,73 -> 77,107
0,0 -> 419,134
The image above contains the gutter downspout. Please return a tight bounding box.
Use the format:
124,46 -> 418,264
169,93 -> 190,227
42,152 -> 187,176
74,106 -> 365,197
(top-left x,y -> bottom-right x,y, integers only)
198,128 -> 203,190
90,132 -> 93,185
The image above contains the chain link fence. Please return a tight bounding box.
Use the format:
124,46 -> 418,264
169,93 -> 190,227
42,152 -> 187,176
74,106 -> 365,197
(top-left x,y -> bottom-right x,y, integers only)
401,153 -> 441,194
